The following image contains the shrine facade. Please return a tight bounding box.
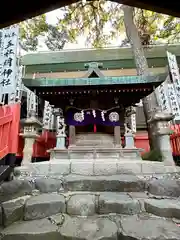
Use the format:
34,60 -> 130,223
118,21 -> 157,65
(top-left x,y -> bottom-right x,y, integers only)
19,44 -> 180,161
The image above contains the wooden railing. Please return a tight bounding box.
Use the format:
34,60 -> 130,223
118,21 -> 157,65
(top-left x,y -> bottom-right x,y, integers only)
0,103 -> 20,160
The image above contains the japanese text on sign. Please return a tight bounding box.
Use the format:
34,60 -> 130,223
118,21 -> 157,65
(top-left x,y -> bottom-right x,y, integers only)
0,25 -> 19,95
168,83 -> 180,120
156,82 -> 171,113
167,51 -> 180,105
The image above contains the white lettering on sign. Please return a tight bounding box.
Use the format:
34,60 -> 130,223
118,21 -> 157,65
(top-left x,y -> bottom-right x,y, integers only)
0,25 -> 19,95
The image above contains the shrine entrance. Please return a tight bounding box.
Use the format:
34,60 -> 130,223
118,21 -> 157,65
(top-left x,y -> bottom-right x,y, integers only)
66,106 -> 121,147
74,124 -> 114,147
75,124 -> 114,134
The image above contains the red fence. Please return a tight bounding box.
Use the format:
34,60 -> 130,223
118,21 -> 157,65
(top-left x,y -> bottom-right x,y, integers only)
33,130 -> 56,158
133,127 -> 180,157
14,126 -> 180,159
170,124 -> 180,156
0,103 -> 20,159
16,130 -> 56,159
135,133 -> 150,154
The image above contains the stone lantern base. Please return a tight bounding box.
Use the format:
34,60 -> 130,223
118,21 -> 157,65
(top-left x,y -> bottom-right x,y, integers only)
20,117 -> 42,165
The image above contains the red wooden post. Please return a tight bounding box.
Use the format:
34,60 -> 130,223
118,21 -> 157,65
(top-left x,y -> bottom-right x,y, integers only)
0,105 -> 13,159
0,103 -> 20,161
9,103 -> 21,155
135,133 -> 150,154
32,130 -> 56,159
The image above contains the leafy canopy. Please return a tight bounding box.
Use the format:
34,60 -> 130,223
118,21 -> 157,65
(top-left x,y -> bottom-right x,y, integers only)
19,0 -> 180,51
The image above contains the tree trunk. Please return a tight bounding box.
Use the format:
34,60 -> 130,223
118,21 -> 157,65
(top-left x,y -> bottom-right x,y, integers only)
122,5 -> 158,149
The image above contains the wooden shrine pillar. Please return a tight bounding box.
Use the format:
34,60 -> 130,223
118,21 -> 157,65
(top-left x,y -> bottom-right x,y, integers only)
114,126 -> 121,147
69,125 -> 76,145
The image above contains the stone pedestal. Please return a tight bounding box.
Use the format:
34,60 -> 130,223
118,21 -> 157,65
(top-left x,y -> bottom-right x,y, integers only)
114,126 -> 121,147
69,125 -> 76,146
49,147 -> 143,161
56,135 -> 66,149
124,132 -> 135,148
20,117 -> 42,165
148,109 -> 174,165
158,134 -> 174,165
54,109 -> 66,149
73,133 -> 114,148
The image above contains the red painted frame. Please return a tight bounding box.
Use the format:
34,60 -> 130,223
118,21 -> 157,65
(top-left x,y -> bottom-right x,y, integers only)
0,103 -> 20,159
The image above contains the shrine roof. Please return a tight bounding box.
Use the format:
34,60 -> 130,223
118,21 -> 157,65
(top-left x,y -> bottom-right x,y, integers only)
21,44 -> 180,73
23,73 -> 166,88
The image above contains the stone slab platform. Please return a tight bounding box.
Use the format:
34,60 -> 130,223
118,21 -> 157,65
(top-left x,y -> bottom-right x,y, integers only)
2,176 -> 180,229
1,192 -> 142,226
1,213 -> 180,240
14,160 -> 180,178
3,192 -> 180,225
49,147 -> 143,161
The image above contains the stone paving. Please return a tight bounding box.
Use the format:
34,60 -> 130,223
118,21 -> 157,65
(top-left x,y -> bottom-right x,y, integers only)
1,161 -> 180,239
14,160 -> 180,177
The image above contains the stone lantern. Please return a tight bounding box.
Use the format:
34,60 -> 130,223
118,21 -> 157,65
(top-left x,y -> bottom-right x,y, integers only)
148,108 -> 174,165
20,117 -> 42,165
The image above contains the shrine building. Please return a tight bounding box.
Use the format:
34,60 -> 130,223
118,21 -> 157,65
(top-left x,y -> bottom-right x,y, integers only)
21,44 -> 180,153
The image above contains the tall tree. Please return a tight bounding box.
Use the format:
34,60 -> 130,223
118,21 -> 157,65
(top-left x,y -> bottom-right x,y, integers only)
123,5 -> 158,148
57,1 -> 180,47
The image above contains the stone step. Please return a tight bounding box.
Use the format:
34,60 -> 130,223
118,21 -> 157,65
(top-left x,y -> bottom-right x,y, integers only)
75,132 -> 114,143
3,188 -> 180,227
144,199 -> 180,219
148,178 -> 180,197
2,177 -> 180,238
1,213 -> 180,240
2,177 -> 180,206
14,160 -> 180,177
13,174 -> 146,193
63,174 -> 145,192
1,191 -> 144,226
75,132 -> 114,146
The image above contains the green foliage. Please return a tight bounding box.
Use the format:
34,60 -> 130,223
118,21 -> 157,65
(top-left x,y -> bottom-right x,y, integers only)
58,0 -> 123,48
133,9 -> 164,45
45,25 -> 68,51
19,0 -> 180,51
142,149 -> 163,162
20,14 -> 48,51
19,15 -> 69,51
157,16 -> 180,43
56,1 -> 180,47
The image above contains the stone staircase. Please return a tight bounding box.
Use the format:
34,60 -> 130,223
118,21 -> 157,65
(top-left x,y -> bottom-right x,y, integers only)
74,133 -> 114,147
1,160 -> 180,239
51,132 -> 143,161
